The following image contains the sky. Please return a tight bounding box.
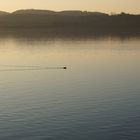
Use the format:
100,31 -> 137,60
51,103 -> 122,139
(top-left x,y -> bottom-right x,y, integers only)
0,0 -> 139,14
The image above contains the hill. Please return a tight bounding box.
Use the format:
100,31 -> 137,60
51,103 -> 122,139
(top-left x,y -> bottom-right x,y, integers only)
12,9 -> 56,15
0,9 -> 139,35
12,9 -> 108,16
0,11 -> 9,16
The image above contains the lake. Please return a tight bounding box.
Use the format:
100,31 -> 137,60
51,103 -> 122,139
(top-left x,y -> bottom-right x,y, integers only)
0,35 -> 140,140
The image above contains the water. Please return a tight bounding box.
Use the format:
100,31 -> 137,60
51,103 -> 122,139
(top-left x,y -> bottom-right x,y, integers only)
0,35 -> 140,140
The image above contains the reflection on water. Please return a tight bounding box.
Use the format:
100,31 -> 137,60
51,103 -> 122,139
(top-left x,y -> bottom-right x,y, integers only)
0,34 -> 140,140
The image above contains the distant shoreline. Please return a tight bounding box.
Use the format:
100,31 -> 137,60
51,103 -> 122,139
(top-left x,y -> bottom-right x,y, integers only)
0,28 -> 140,39
0,9 -> 139,37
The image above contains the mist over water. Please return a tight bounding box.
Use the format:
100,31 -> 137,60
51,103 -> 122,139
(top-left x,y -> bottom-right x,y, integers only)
0,34 -> 140,140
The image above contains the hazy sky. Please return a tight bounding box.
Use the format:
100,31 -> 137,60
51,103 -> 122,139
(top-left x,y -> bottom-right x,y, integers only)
0,0 -> 139,14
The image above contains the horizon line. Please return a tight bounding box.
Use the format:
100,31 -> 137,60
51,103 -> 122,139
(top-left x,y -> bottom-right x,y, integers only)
0,9 -> 140,15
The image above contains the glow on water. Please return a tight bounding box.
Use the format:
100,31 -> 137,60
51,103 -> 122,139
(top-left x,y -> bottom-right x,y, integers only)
0,36 -> 140,139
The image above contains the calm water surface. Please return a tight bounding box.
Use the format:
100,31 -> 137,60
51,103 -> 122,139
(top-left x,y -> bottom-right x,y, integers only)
0,36 -> 140,140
